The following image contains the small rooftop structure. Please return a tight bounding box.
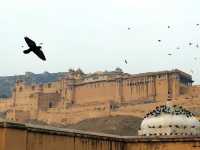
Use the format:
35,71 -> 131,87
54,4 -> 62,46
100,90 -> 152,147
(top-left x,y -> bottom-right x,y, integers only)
138,102 -> 200,136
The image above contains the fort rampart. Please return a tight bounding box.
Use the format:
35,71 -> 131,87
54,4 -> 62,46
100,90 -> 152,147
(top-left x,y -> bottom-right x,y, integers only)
0,120 -> 199,150
0,69 -> 199,124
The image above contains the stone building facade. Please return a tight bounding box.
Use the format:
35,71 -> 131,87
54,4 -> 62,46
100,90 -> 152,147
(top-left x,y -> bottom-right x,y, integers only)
0,68 -> 197,124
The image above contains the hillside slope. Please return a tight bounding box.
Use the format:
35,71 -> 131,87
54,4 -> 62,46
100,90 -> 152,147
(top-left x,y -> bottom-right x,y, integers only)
65,115 -> 143,136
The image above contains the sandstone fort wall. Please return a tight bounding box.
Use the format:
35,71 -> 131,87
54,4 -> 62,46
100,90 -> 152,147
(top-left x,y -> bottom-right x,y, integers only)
0,69 -> 198,124
0,121 -> 200,150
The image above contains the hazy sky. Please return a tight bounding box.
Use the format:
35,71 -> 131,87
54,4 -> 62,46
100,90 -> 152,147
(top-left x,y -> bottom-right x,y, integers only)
1,0 -> 200,83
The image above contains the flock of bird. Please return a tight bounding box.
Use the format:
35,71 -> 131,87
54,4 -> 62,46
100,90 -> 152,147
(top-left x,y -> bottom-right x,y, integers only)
128,24 -> 200,57
144,105 -> 194,119
126,24 -> 200,74
159,24 -> 200,59
22,23 -> 200,69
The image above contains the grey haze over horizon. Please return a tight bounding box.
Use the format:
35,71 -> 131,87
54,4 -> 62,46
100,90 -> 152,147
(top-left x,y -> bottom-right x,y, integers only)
1,0 -> 200,84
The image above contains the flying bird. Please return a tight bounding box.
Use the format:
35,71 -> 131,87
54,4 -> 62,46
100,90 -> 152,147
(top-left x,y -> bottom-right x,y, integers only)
196,44 -> 199,48
176,47 -> 180,50
158,40 -> 161,42
190,70 -> 194,74
168,53 -> 172,56
125,59 -> 128,64
168,26 -> 170,28
196,24 -> 199,26
23,37 -> 46,61
189,42 -> 192,46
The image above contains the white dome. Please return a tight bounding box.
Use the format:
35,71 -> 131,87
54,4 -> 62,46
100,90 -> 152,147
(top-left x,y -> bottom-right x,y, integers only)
141,114 -> 200,130
138,104 -> 200,136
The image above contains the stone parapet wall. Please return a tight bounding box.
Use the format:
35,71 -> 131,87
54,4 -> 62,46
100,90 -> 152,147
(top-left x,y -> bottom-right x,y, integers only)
0,120 -> 200,150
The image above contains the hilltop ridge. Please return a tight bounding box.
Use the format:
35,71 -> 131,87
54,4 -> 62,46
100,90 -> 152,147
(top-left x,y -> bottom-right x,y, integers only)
0,71 -> 65,98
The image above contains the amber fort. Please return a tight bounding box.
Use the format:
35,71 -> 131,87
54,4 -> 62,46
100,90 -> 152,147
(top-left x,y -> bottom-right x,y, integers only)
0,68 -> 200,126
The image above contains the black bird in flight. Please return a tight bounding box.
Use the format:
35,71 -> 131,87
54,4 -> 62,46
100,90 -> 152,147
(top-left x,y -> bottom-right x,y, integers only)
158,40 -> 161,42
168,26 -> 170,28
125,59 -> 128,64
190,69 -> 194,74
23,37 -> 46,61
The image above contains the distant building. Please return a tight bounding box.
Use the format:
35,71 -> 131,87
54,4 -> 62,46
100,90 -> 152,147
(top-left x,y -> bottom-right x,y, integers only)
0,68 -> 199,124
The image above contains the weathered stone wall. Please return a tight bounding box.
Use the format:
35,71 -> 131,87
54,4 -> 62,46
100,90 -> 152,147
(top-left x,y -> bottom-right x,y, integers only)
0,121 -> 200,150
0,69 -> 196,124
37,102 -> 110,124
0,98 -> 13,111
0,128 -> 5,150
72,73 -> 177,105
37,93 -> 61,111
184,85 -> 200,97
122,77 -> 155,102
6,110 -> 30,122
74,81 -> 118,104
13,81 -> 61,110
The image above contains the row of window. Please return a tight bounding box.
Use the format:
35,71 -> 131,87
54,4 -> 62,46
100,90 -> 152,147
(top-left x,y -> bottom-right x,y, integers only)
18,83 -> 52,92
180,81 -> 192,86
126,81 -> 154,86
75,82 -> 113,89
73,80 -> 154,90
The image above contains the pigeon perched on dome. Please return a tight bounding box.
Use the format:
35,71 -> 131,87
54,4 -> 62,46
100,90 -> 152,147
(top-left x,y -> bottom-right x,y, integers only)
144,104 -> 195,118
139,103 -> 200,136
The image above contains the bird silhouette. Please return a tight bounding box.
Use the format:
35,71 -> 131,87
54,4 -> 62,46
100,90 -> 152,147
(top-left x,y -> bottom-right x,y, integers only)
158,40 -> 161,42
168,53 -> 172,56
23,37 -> 46,61
168,26 -> 170,28
196,24 -> 199,26
189,42 -> 192,46
125,59 -> 128,64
